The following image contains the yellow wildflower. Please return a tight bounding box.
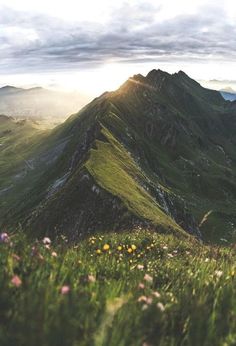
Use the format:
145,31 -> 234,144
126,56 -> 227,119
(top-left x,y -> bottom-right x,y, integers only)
96,249 -> 102,254
128,248 -> 133,253
117,245 -> 122,251
103,244 -> 110,251
131,244 -> 137,251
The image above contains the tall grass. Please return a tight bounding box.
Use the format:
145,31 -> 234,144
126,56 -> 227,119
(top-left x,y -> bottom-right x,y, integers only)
0,230 -> 236,345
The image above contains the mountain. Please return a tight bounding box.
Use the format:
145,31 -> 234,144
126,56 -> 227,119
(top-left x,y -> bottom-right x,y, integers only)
1,69 -> 236,243
0,85 -> 90,122
0,114 -> 49,204
220,88 -> 236,102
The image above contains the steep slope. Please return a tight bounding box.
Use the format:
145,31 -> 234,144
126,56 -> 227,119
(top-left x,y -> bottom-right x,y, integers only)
0,115 -> 50,215
1,69 -> 236,243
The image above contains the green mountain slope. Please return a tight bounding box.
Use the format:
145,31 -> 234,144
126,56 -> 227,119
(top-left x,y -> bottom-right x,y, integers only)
1,70 -> 236,243
0,115 -> 51,216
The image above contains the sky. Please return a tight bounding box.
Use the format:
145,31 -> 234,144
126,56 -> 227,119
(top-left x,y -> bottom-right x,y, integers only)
1,0 -> 236,96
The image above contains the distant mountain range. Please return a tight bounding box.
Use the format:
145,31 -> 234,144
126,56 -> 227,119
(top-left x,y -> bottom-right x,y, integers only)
1,70 -> 236,244
0,85 -> 90,122
220,88 -> 236,101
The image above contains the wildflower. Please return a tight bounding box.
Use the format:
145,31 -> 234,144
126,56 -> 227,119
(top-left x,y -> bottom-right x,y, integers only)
38,253 -> 44,261
43,237 -> 51,245
138,283 -> 145,289
0,232 -> 9,243
205,258 -> 210,262
127,248 -> 133,254
61,285 -> 70,295
215,270 -> 223,278
152,291 -> 161,298
45,244 -> 51,250
88,274 -> 96,283
144,274 -> 153,283
96,249 -> 102,254
137,264 -> 144,270
12,254 -> 21,261
131,244 -> 137,251
142,304 -> 148,311
167,253 -> 174,258
117,245 -> 122,251
157,302 -> 165,312
163,246 -> 168,250
51,251 -> 58,257
138,295 -> 147,303
103,244 -> 110,251
31,245 -> 38,256
91,240 -> 95,244
11,275 -> 22,287
146,297 -> 153,305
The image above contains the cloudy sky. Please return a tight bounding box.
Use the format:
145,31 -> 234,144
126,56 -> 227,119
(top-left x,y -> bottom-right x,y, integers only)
0,0 -> 236,95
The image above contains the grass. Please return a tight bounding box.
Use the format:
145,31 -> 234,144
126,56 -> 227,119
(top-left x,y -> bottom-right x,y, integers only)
1,229 -> 236,346
86,126 -> 186,237
0,117 -> 52,221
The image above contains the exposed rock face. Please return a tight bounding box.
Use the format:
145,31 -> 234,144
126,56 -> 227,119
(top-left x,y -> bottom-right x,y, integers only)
1,69 -> 236,243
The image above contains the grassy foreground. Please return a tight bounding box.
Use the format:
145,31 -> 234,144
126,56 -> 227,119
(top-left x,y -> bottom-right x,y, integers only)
0,230 -> 236,346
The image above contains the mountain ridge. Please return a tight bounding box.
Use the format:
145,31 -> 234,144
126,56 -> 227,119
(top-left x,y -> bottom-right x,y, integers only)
1,69 -> 236,243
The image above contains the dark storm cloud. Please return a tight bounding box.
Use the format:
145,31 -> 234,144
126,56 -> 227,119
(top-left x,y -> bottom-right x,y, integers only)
0,3 -> 235,73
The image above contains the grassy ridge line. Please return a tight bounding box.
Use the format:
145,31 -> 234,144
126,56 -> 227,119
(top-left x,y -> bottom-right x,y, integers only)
85,126 -> 187,237
1,230 -> 236,345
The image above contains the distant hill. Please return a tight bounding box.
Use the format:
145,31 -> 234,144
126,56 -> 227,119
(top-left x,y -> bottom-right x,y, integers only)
0,85 -> 90,121
1,69 -> 236,244
220,88 -> 236,101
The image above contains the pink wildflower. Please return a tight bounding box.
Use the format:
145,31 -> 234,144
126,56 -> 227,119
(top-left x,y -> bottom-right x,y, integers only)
152,291 -> 161,298
61,285 -> 70,295
138,282 -> 145,289
0,232 -> 9,243
144,273 -> 153,283
146,297 -> 153,305
11,275 -> 22,287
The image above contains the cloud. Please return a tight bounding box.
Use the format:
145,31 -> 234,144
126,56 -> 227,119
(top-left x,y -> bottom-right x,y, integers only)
0,3 -> 235,74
